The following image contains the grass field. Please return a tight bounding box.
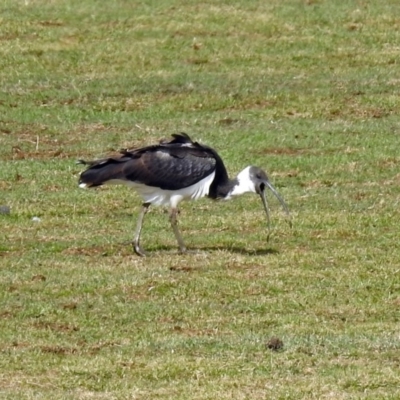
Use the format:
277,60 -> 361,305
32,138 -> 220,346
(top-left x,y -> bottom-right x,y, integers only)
1,0 -> 400,398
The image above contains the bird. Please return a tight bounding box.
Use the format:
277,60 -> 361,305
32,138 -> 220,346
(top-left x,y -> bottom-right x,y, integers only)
78,132 -> 290,256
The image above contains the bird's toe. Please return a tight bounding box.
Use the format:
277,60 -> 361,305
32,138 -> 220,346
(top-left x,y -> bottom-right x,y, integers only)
133,243 -> 147,257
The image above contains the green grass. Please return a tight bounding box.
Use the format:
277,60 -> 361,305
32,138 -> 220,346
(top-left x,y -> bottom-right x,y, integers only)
1,0 -> 400,398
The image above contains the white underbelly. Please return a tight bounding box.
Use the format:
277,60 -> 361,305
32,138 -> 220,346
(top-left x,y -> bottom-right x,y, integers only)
108,171 -> 215,208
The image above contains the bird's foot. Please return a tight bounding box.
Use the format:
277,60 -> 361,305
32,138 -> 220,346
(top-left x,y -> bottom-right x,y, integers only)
178,246 -> 188,254
133,243 -> 147,257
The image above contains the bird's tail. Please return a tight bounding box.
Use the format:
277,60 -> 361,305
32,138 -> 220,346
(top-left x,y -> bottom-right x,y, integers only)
78,157 -> 128,188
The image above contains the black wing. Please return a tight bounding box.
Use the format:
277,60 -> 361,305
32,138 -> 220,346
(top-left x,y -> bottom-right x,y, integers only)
79,133 -> 219,190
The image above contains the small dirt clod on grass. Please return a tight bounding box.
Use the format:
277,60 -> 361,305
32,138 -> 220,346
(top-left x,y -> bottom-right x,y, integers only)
266,337 -> 284,351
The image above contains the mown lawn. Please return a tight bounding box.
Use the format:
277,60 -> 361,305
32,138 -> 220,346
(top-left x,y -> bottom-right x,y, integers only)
1,0 -> 400,398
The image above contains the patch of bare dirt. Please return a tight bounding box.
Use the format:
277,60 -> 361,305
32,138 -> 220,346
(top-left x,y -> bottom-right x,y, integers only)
39,345 -> 78,355
33,320 -> 79,333
258,147 -> 344,157
38,20 -> 64,27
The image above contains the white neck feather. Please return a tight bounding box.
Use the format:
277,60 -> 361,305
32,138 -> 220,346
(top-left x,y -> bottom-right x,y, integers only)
226,166 -> 256,199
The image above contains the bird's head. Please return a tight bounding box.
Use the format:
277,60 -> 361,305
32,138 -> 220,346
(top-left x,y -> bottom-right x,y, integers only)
234,166 -> 291,239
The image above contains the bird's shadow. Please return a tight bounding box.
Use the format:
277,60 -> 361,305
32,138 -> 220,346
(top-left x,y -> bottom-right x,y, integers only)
139,244 -> 279,257
192,245 -> 279,256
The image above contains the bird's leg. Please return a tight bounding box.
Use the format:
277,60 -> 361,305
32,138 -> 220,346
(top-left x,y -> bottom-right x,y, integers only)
169,207 -> 187,254
133,202 -> 150,257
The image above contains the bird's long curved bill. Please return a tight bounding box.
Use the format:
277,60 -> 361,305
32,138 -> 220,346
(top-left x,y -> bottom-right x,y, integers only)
260,181 -> 291,241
